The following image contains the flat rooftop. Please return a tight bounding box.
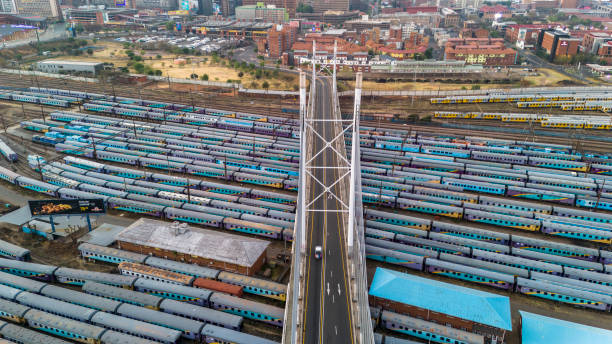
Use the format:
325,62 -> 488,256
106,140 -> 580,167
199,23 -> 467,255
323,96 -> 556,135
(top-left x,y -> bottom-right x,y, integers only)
116,218 -> 269,267
369,267 -> 512,331
38,60 -> 103,66
520,311 -> 612,344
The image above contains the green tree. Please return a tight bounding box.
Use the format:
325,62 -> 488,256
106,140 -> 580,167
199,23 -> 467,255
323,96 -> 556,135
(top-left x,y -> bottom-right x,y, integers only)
201,74 -> 209,81
165,21 -> 175,31
155,69 -> 162,76
297,3 -> 314,13
133,63 -> 145,74
156,54 -> 162,59
471,85 -> 481,90
190,73 -> 198,79
87,48 -> 93,55
262,81 -> 270,90
238,71 -> 244,77
424,48 -> 433,59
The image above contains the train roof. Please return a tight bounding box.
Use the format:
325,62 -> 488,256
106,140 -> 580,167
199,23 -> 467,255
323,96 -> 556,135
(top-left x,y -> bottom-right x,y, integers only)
84,281 -> 163,308
519,311 -> 612,344
201,324 -> 279,344
41,284 -> 120,313
17,291 -> 97,322
143,256 -> 219,279
382,310 -> 485,344
0,240 -> 30,258
91,311 -> 181,343
0,298 -> 30,317
0,322 -> 72,344
116,303 -> 205,333
517,278 -> 612,304
209,293 -> 285,319
370,267 -> 512,331
0,283 -> 23,300
0,271 -> 46,293
217,271 -> 287,293
54,267 -> 137,286
160,299 -> 243,328
24,309 -> 106,339
78,243 -> 148,263
100,330 -> 166,344
0,258 -> 57,275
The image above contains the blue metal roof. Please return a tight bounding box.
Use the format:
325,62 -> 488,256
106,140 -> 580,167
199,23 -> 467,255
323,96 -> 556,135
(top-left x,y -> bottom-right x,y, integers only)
368,267 -> 512,331
520,311 -> 612,344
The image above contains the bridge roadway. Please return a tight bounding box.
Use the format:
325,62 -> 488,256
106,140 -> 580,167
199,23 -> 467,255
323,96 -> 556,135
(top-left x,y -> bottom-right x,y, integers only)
301,77 -> 353,343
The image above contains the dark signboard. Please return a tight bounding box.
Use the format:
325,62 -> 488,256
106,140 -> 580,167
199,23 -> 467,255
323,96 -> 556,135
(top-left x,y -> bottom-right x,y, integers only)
29,199 -> 106,217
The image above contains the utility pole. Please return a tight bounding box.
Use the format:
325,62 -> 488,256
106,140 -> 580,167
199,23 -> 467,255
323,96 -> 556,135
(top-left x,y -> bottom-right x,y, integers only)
40,104 -> 46,124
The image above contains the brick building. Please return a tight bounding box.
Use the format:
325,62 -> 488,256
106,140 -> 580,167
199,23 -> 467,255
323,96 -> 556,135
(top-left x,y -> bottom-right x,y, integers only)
597,41 -> 612,63
266,23 -> 297,58
479,5 -> 511,20
560,0 -> 577,7
459,28 -> 490,39
582,31 -> 612,54
537,29 -> 580,61
505,24 -> 555,45
369,268 -> 512,344
441,7 -> 460,27
444,38 -> 518,65
116,219 -> 269,276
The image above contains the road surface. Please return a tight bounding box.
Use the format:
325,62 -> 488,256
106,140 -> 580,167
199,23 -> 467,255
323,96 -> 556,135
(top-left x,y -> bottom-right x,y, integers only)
301,76 -> 353,344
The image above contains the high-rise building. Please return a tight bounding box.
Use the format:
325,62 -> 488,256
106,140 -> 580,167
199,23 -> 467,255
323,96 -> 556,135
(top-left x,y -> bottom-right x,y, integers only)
267,23 -> 297,58
313,0 -> 348,13
197,0 -> 213,14
14,0 -> 61,18
242,0 -> 295,17
220,0 -> 237,16
0,0 -> 16,13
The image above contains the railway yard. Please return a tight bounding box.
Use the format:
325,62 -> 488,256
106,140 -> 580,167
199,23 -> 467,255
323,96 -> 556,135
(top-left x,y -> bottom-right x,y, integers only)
0,73 -> 608,344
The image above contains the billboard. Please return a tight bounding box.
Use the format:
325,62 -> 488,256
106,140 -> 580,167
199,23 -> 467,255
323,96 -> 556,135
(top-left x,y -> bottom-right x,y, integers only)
29,199 -> 106,217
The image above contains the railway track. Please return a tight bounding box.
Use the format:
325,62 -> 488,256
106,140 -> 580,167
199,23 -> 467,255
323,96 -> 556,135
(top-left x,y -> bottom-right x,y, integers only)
4,71 -> 612,153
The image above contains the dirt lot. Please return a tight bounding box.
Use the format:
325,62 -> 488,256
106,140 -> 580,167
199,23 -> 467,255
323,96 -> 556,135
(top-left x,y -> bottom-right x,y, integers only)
523,68 -> 584,87
342,68 -> 583,91
43,41 -> 299,91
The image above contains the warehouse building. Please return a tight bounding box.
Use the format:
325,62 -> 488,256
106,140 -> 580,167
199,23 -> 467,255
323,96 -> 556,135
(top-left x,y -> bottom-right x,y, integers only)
520,311 -> 612,344
116,219 -> 269,276
36,60 -> 104,75
369,268 -> 512,344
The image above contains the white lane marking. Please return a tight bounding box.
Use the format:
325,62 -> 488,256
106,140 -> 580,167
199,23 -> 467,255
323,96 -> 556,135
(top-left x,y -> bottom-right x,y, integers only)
327,283 -> 330,295
337,283 -> 341,295
335,326 -> 337,335
332,295 -> 335,303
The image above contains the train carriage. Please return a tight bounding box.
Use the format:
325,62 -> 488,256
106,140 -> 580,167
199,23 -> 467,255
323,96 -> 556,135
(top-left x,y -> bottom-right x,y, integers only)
201,324 -> 278,344
364,209 -> 431,229
134,278 -> 211,307
24,310 -> 106,344
54,267 -> 136,288
516,278 -> 612,311
116,303 -> 204,341
118,262 -> 194,286
217,271 -> 287,301
0,258 -> 56,281
40,284 -> 121,313
463,208 -> 541,231
426,258 -> 515,290
83,281 -> 162,309
208,293 -> 284,327
381,311 -> 484,344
